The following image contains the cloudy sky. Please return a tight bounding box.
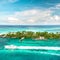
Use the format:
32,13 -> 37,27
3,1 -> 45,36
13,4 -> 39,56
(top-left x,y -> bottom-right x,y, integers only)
0,0 -> 60,25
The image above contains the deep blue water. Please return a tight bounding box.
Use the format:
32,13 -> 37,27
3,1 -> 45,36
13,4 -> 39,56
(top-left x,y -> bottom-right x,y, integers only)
0,25 -> 60,60
0,25 -> 60,34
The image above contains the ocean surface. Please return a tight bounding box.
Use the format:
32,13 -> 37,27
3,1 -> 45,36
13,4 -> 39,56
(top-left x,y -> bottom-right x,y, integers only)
0,25 -> 60,34
0,25 -> 60,60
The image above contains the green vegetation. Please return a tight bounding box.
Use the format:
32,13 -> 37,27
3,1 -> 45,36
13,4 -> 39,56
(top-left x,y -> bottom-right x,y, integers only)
1,31 -> 60,39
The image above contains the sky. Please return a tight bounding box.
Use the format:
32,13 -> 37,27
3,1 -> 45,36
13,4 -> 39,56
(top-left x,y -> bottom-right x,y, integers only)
0,0 -> 60,25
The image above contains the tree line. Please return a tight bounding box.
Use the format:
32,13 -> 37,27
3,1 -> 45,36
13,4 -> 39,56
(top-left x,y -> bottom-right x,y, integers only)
1,31 -> 60,39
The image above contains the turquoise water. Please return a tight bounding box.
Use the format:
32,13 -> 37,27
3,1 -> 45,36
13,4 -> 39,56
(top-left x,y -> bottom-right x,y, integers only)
0,25 -> 60,60
0,37 -> 60,60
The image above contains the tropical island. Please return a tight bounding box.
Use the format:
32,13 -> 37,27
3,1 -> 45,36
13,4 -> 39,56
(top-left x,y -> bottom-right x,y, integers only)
0,31 -> 60,40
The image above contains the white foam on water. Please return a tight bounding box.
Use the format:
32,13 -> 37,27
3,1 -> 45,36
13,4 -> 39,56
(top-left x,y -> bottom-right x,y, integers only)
4,45 -> 60,56
5,45 -> 17,49
5,45 -> 60,50
39,51 -> 60,56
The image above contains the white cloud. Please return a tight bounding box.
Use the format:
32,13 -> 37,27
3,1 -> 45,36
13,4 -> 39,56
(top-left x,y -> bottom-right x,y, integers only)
55,4 -> 60,9
8,17 -> 18,20
5,9 -> 53,25
7,17 -> 24,24
15,10 -> 38,17
0,8 -> 60,25
49,3 -> 60,10
54,15 -> 60,20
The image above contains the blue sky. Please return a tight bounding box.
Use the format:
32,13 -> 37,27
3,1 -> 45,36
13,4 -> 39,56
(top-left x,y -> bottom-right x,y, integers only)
0,0 -> 60,25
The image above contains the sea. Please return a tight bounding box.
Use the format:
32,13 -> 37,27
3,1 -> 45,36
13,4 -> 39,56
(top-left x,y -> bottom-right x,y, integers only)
0,25 -> 60,60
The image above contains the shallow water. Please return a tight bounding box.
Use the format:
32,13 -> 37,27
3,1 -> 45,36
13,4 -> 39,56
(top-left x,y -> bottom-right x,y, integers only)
0,38 -> 60,60
0,49 -> 60,60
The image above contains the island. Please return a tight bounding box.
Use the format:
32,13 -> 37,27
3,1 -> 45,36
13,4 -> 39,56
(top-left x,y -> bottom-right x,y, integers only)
0,31 -> 60,40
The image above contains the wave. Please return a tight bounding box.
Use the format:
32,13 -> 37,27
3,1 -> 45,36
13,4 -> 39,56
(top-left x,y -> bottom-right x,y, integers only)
5,45 -> 60,50
38,51 -> 60,56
